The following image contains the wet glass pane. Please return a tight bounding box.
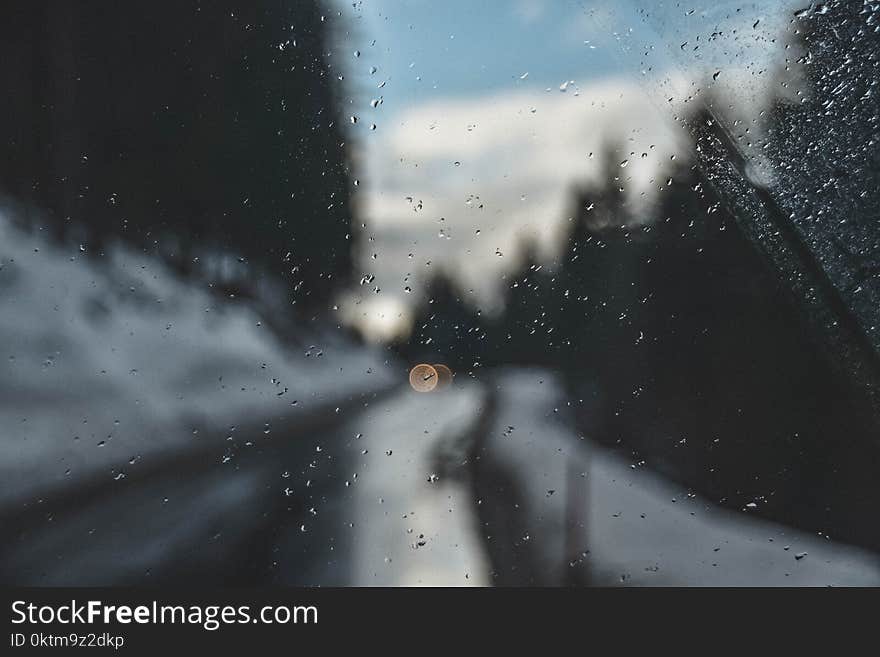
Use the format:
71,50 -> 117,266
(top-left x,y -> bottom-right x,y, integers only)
1,0 -> 878,586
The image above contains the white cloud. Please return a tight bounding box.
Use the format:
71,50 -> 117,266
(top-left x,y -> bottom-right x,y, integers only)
346,77 -> 691,325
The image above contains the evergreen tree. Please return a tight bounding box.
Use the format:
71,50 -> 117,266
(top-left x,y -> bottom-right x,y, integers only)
399,272 -> 489,374
495,242 -> 559,367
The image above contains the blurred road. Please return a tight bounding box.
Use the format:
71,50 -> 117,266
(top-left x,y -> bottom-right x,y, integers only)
4,369 -> 879,586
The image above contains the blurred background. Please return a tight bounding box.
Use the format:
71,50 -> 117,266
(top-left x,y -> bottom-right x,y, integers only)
1,0 -> 879,586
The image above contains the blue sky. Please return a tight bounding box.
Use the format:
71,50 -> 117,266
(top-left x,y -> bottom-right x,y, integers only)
331,0 -> 794,121
338,1 -> 616,108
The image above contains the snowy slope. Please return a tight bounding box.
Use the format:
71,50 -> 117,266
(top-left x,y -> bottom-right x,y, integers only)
0,214 -> 395,511
481,368 -> 880,586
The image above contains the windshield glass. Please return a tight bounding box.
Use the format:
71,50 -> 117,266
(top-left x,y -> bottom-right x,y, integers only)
1,0 -> 877,587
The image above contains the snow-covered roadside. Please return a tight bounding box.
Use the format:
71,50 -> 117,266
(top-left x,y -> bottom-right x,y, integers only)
0,215 -> 395,510
587,444 -> 880,586
482,368 -> 880,586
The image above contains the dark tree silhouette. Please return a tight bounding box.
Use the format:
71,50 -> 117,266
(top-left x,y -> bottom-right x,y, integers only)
494,242 -> 559,367
558,132 -> 880,550
0,1 -> 354,309
395,272 -> 489,374
552,147 -> 643,379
